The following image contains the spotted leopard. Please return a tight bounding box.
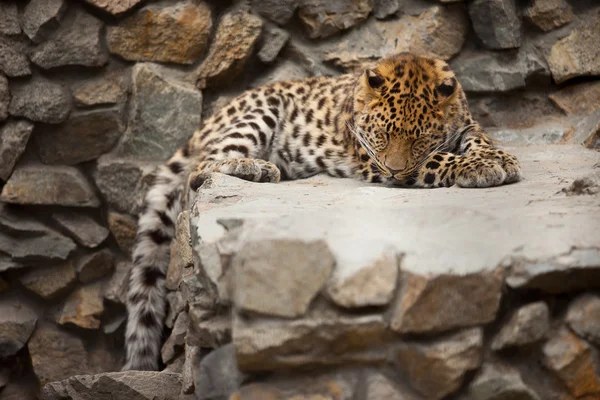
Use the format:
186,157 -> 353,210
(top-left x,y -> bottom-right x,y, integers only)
123,52 -> 522,370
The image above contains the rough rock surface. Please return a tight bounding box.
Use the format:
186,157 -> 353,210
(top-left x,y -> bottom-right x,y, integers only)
565,294 -> 600,346
73,71 -> 128,108
1,163 -> 100,207
298,0 -> 373,39
0,293 -> 39,358
35,109 -> 123,165
196,11 -> 263,89
107,212 -> 137,255
22,0 -> 67,43
51,211 -> 109,249
468,0 -> 521,49
56,282 -> 104,329
75,249 -> 114,283
114,63 -> 202,160
103,260 -> 130,305
0,75 -> 7,122
194,344 -> 245,400
257,25 -> 290,64
31,10 -> 108,69
107,2 -> 212,64
0,2 -> 20,35
166,211 -> 193,291
20,262 -> 76,299
461,363 -> 540,400
549,81 -> 600,115
491,301 -> 550,350
8,78 -> 71,124
373,0 -> 399,19
251,0 -> 297,24
0,37 -> 31,77
525,0 -> 573,32
83,0 -> 144,15
396,328 -> 484,399
0,120 -> 34,181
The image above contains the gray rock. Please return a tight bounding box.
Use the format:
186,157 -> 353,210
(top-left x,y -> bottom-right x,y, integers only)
486,121 -> 571,146
257,25 -> 290,64
298,0 -> 373,39
365,371 -> 420,400
396,328 -> 484,400
194,344 -> 246,400
8,78 -> 71,124
41,370 -> 182,400
460,363 -> 540,400
251,0 -> 297,24
373,0 -> 399,19
83,0 -> 144,15
31,9 -> 108,69
107,212 -> 137,255
0,120 -> 34,181
0,37 -> 31,77
525,0 -> 573,32
251,58 -> 311,88
165,291 -> 186,329
233,239 -> 334,318
73,70 -> 128,108
0,204 -> 76,261
565,294 -> 600,346
115,63 -> 202,160
1,163 -> 100,207
20,261 -> 76,299
103,260 -> 130,305
0,252 -> 26,272
0,292 -> 39,358
181,344 -> 201,395
187,303 -> 231,349
491,301 -> 550,351
35,108 -> 124,165
22,0 -> 68,44
166,211 -> 193,291
51,211 -> 110,249
468,0 -> 521,49
0,2 -> 20,35
75,249 -> 114,284
549,81 -> 600,116
0,75 -> 7,122
161,310 -> 188,364
94,156 -> 159,215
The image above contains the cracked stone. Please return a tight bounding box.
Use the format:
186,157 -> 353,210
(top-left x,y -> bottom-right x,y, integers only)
0,2 -> 20,35
1,163 -> 100,207
196,11 -> 263,89
396,328 -> 484,400
8,78 -> 71,124
468,0 -> 521,49
83,0 -> 144,15
0,37 -> 31,78
107,2 -> 212,64
0,292 -> 39,358
107,211 -> 137,255
51,211 -> 109,249
20,261 -> 76,300
565,294 -> 600,346
298,0 -> 373,39
525,0 -> 573,32
31,9 -> 108,69
491,301 -> 550,351
22,0 -> 67,43
0,120 -> 34,181
75,249 -> 114,283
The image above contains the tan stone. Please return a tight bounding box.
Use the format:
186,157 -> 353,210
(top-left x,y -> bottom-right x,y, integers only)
196,11 -> 263,89
547,15 -> 600,83
525,0 -> 573,32
83,0 -> 144,15
298,0 -> 373,39
107,2 -> 212,64
107,211 -> 137,255
20,261 -> 76,300
166,211 -> 193,291
76,249 -> 114,283
542,328 -> 600,398
233,239 -> 334,318
389,268 -> 503,334
396,328 -> 484,399
103,260 -> 130,305
56,282 -> 105,329
565,294 -> 600,346
365,371 -> 420,400
73,70 -> 128,108
491,301 -> 550,350
549,81 -> 600,116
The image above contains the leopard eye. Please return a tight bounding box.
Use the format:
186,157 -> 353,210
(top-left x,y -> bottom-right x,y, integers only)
436,78 -> 456,99
366,70 -> 384,89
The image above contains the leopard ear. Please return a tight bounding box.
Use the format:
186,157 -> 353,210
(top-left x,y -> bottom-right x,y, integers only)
365,69 -> 385,90
436,77 -> 457,102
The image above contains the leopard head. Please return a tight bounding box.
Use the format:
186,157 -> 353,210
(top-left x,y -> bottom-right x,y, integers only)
349,53 -> 469,182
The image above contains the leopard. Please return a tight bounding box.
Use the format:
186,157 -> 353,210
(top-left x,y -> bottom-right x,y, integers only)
123,52 -> 522,371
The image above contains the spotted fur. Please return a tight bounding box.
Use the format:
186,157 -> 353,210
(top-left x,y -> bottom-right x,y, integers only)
123,53 -> 522,370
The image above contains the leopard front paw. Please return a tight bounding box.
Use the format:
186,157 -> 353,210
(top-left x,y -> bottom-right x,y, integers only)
456,158 -> 507,188
500,151 -> 522,184
230,159 -> 281,183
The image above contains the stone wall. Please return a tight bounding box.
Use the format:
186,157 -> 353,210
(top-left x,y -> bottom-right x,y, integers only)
0,0 -> 599,398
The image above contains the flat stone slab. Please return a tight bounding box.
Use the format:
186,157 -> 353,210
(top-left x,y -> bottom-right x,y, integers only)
192,145 -> 600,281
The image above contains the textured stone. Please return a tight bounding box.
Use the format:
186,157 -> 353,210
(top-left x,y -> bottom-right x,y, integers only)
0,293 -> 39,358
325,5 -> 468,70
94,157 -> 158,215
0,75 -> 8,122
161,311 -> 188,364
76,249 -> 114,283
252,59 -> 311,88
188,304 -> 231,349
29,322 -> 89,386
233,239 -> 334,317
194,344 -> 246,400
389,268 -> 503,334
505,248 -> 600,293
542,328 -> 600,398
73,71 -> 128,108
491,301 -> 550,351
396,328 -> 484,400
0,2 -> 20,35
1,163 -> 100,207
41,371 -> 182,400
468,0 -> 521,49
298,0 -> 373,39
31,10 -> 107,69
20,261 -> 76,300
51,211 -> 109,249
373,0 -> 399,19
107,2 -> 212,64
181,344 -> 201,395
365,371 -> 418,400
8,78 -> 71,124
326,251 -> 398,308
166,211 -> 193,290
103,260 -> 130,305
83,0 -> 144,15
35,109 -> 123,165
461,363 -> 540,400
196,11 -> 263,89
107,212 -> 137,255
549,81 -> 600,116
22,0 -> 67,43
257,25 -> 290,64
56,282 -> 104,329
566,294 -> 600,346
115,63 -> 202,160
165,292 -> 186,330
525,0 -> 573,32
0,120 -> 34,181
0,37 -> 31,77
251,0 -> 297,24
547,15 -> 600,83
